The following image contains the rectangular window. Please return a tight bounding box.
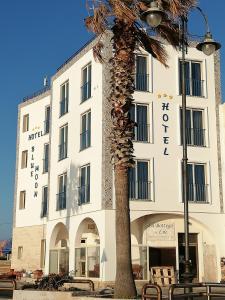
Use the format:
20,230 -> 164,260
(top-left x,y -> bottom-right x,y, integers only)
81,64 -> 92,102
43,143 -> 49,173
40,239 -> 46,269
130,104 -> 149,142
80,111 -> 91,150
41,186 -> 48,218
44,106 -> 50,134
135,55 -> 149,91
179,60 -> 204,97
18,246 -> 23,259
79,165 -> 90,205
57,173 -> 67,210
22,114 -> 29,132
60,81 -> 69,116
19,191 -> 26,209
128,160 -> 151,200
21,150 -> 28,169
59,124 -> 68,161
180,108 -> 205,147
187,163 -> 208,203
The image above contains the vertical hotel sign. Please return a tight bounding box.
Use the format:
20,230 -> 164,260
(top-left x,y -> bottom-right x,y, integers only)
28,128 -> 44,198
158,94 -> 172,156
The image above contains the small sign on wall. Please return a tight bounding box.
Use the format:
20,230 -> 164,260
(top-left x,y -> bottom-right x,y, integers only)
146,221 -> 175,241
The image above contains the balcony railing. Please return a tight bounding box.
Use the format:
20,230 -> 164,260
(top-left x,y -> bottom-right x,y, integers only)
78,184 -> 90,205
56,192 -> 66,210
187,183 -> 208,203
129,181 -> 152,200
181,128 -> 206,147
44,119 -> 50,134
41,200 -> 48,218
133,124 -> 150,143
43,158 -> 49,173
60,98 -> 68,116
80,130 -> 91,150
59,143 -> 67,161
81,81 -> 91,102
179,78 -> 204,97
135,73 -> 149,92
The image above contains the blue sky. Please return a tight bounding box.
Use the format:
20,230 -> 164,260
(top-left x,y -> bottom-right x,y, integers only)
0,0 -> 224,239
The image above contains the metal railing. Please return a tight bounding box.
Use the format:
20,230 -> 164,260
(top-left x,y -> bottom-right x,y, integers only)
135,73 -> 149,92
81,81 -> 91,102
80,130 -> 91,150
58,143 -> 68,161
78,185 -> 90,205
23,86 -> 51,102
181,128 -> 206,147
180,78 -> 205,97
129,181 -> 152,201
169,283 -> 225,299
133,124 -> 150,143
142,283 -> 162,300
56,192 -> 66,211
60,98 -> 68,116
188,183 -> 208,203
44,119 -> 50,134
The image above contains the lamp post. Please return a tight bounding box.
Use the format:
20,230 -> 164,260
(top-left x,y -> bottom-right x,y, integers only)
142,1 -> 221,284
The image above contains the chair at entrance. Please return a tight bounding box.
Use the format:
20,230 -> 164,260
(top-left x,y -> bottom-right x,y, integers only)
150,266 -> 176,286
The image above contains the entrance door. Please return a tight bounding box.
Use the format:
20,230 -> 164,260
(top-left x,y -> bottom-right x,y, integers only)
178,233 -> 198,282
149,247 -> 176,270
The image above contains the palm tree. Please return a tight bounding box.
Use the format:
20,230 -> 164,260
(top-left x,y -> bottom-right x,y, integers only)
85,0 -> 196,298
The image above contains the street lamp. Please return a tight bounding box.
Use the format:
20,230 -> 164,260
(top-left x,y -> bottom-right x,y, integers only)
142,2 -> 221,284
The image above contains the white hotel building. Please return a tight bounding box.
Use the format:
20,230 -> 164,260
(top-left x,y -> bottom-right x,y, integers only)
11,33 -> 225,284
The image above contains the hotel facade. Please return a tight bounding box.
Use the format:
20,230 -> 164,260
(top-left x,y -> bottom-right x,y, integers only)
11,33 -> 225,284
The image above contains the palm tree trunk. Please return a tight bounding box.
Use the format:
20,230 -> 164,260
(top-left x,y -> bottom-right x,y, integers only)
114,167 -> 137,299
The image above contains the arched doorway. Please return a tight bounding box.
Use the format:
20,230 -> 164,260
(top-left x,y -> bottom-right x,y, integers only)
49,223 -> 69,274
75,218 -> 100,278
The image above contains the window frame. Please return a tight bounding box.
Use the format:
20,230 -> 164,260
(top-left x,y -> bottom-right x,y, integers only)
80,110 -> 91,150
41,186 -> 48,218
59,81 -> 69,117
57,173 -> 67,211
19,191 -> 26,210
17,246 -> 23,259
81,63 -> 92,103
130,103 -> 150,143
21,150 -> 28,169
135,54 -> 149,92
79,164 -> 90,205
43,143 -> 49,173
44,105 -> 51,134
22,114 -> 29,132
58,124 -> 68,161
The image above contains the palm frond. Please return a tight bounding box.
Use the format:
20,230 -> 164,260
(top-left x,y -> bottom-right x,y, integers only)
136,29 -> 168,67
93,40 -> 105,63
155,20 -> 180,48
159,0 -> 197,17
85,3 -> 110,34
111,0 -> 137,25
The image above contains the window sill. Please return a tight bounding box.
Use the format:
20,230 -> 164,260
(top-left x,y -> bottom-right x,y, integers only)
80,96 -> 92,104
59,111 -> 69,118
58,156 -> 68,162
78,202 -> 91,206
80,146 -> 91,152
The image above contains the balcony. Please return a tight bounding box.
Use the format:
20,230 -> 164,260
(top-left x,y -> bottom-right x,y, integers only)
58,143 -> 67,161
56,192 -> 66,210
80,130 -> 91,150
129,181 -> 152,201
81,81 -> 91,102
78,185 -> 90,205
135,73 -> 149,92
44,119 -> 50,134
181,128 -> 206,147
187,183 -> 208,203
179,78 -> 204,97
133,124 -> 150,143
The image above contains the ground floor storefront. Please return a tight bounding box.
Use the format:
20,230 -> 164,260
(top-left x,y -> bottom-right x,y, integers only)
11,211 -> 225,283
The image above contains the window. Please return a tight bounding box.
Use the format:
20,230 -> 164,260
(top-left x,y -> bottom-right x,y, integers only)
44,106 -> 50,134
180,108 -> 205,147
22,114 -> 29,132
59,124 -> 68,161
135,55 -> 149,91
80,111 -> 91,150
128,160 -> 151,200
60,81 -> 69,116
41,186 -> 48,218
19,191 -> 26,209
75,246 -> 100,278
18,246 -> 23,259
40,239 -> 46,269
79,165 -> 90,205
43,143 -> 49,173
179,60 -> 204,97
81,64 -> 92,102
187,163 -> 208,203
21,150 -> 28,169
57,173 -> 67,210
130,104 -> 149,142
